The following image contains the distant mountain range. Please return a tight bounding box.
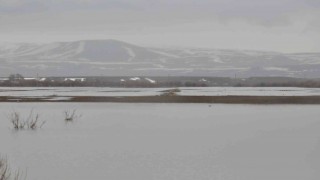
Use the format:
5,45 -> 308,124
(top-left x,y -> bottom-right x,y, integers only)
0,39 -> 319,77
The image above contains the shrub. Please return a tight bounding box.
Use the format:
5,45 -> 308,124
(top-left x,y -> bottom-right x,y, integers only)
63,109 -> 81,122
8,110 -> 45,130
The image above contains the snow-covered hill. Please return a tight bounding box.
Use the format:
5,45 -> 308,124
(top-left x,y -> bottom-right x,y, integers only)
0,39 -> 319,77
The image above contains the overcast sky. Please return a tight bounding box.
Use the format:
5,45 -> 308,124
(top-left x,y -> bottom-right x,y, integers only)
0,0 -> 319,52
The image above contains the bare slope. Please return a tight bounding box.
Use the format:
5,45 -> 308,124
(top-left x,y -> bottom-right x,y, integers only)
0,39 -> 319,77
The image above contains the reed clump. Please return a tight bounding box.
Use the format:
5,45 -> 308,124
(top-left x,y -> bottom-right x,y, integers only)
8,109 -> 45,130
64,109 -> 81,122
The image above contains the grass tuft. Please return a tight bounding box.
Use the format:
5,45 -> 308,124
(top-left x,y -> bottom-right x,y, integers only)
64,109 -> 81,122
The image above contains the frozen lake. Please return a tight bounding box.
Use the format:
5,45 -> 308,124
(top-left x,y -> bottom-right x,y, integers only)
0,103 -> 319,180
1,87 -> 320,97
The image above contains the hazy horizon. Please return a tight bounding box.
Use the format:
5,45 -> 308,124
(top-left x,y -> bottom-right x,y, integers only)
0,38 -> 319,54
0,0 -> 319,53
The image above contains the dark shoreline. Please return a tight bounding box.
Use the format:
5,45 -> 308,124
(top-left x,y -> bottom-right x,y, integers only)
1,95 -> 320,104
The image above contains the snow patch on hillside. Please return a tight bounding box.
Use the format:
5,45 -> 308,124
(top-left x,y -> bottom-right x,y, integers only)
145,78 -> 156,84
150,49 -> 180,58
124,47 -> 136,62
75,41 -> 85,54
21,43 -> 60,56
130,77 -> 140,81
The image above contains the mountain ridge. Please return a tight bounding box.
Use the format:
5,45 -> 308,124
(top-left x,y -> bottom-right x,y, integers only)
0,39 -> 319,77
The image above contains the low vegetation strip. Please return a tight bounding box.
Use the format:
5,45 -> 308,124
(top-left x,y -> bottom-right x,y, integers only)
1,95 -> 320,104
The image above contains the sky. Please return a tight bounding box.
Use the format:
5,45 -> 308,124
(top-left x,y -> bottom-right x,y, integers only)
0,0 -> 319,53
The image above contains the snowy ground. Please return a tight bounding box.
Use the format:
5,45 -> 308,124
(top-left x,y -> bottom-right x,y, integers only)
1,87 -> 320,97
0,103 -> 319,180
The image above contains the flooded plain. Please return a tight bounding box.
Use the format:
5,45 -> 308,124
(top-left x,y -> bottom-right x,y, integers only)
0,103 -> 319,180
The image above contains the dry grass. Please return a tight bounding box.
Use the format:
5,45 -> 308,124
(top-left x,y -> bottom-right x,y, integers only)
0,157 -> 25,180
8,109 -> 45,130
0,157 -> 10,180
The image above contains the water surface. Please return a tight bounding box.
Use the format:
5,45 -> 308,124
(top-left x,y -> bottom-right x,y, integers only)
0,103 -> 319,180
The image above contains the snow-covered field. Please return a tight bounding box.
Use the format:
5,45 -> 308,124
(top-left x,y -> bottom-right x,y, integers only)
0,103 -> 319,180
1,87 -> 320,97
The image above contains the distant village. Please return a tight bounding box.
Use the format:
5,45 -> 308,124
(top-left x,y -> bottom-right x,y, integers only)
0,74 -> 320,87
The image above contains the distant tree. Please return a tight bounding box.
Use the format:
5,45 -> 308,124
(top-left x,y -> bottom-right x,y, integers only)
8,74 -> 24,82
